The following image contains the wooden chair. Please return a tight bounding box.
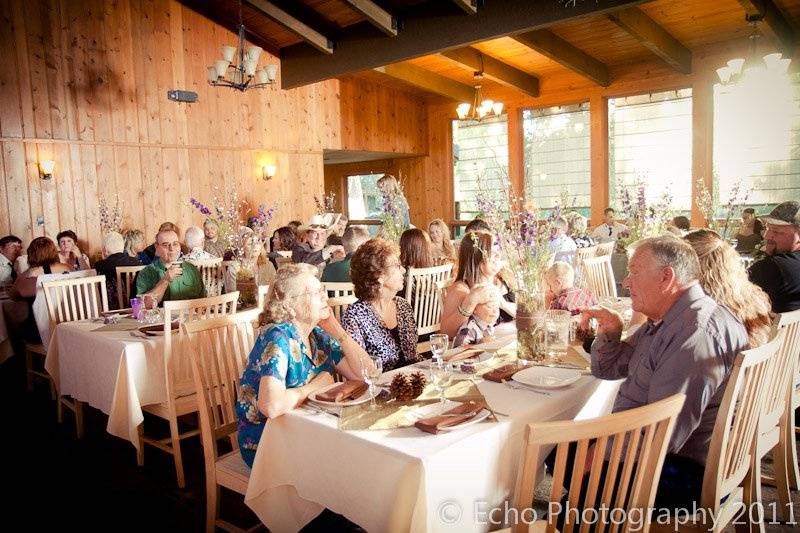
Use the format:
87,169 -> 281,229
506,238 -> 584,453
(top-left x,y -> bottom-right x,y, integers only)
574,246 -> 598,288
138,292 -> 239,488
651,332 -> 785,533
275,250 -> 292,258
275,255 -> 293,269
582,255 -> 617,299
115,265 -> 146,309
184,309 -> 259,532
189,258 -> 225,297
760,310 -> 800,520
595,241 -> 616,256
323,281 -> 355,298
508,394 -> 685,533
42,274 -> 110,438
404,264 -> 454,353
256,284 -> 270,311
328,295 -> 357,322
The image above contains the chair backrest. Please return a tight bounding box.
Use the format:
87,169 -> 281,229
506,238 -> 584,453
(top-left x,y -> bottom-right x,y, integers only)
404,263 -> 454,337
596,242 -> 616,256
581,255 -> 617,299
760,310 -> 800,435
323,281 -> 355,298
275,255 -> 293,269
776,309 -> 800,410
256,284 -> 270,312
328,295 -> 357,322
511,394 -> 685,533
575,245 -> 597,264
188,258 -> 225,297
701,330 -> 786,513
115,265 -> 146,309
32,269 -> 98,349
42,275 -> 109,329
276,250 -> 292,258
184,309 -> 259,466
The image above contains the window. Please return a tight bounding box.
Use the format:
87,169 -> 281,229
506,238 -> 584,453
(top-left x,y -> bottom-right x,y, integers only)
346,173 -> 383,221
523,103 -> 591,216
452,115 -> 509,221
608,89 -> 693,213
713,73 -> 800,213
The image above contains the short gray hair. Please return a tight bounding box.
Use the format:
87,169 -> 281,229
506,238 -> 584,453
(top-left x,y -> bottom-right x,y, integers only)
102,231 -> 125,255
264,263 -> 319,323
545,261 -> 575,288
184,226 -> 205,249
631,235 -> 700,286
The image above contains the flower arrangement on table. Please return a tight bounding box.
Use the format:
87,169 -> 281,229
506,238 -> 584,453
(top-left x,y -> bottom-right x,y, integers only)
614,177 -> 675,253
694,176 -> 753,239
314,191 -> 336,215
99,195 -> 124,235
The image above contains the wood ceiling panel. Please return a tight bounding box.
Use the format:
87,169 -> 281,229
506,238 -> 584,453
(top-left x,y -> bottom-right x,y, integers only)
471,38 -> 572,76
299,0 -> 364,28
547,14 -> 651,65
774,0 -> 800,27
638,0 -> 752,48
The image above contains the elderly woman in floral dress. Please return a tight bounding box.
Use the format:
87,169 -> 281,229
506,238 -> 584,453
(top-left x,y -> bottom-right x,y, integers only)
236,263 -> 371,467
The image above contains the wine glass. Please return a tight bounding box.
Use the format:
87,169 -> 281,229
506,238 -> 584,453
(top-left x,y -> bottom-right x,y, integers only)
430,361 -> 452,406
361,355 -> 383,411
430,333 -> 449,363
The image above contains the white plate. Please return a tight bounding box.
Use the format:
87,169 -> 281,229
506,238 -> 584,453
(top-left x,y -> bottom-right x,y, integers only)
411,401 -> 490,431
512,366 -> 582,389
308,382 -> 376,407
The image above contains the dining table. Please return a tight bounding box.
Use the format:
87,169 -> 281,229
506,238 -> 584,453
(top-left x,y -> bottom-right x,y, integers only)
244,333 -> 623,533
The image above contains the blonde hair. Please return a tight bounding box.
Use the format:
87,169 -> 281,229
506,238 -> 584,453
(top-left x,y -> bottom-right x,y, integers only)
428,218 -> 456,261
545,261 -> 575,289
263,263 -> 319,323
565,212 -> 588,236
684,229 -> 772,347
377,174 -> 400,195
123,229 -> 144,256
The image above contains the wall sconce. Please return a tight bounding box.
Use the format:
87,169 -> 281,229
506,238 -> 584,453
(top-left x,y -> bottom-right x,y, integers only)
262,164 -> 276,181
39,160 -> 55,180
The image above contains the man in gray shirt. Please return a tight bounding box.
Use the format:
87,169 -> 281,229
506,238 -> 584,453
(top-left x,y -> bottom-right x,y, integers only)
584,236 -> 748,507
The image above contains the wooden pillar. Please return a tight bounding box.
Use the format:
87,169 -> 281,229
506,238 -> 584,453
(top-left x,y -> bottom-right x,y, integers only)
507,106 -> 525,200
691,76 -> 714,227
589,93 -> 609,226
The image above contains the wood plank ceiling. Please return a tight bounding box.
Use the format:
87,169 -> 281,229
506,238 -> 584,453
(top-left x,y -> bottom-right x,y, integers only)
179,0 -> 799,102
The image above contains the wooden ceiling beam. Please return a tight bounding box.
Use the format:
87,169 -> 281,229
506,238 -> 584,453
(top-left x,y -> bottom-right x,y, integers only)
512,29 -> 610,87
343,0 -> 397,37
439,46 -> 539,96
374,63 -> 475,102
607,7 -> 692,74
246,0 -> 334,54
737,0 -> 796,53
451,0 -> 477,14
279,0 -> 649,88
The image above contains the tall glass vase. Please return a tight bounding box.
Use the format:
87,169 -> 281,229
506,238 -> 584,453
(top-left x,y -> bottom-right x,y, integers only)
516,291 -> 548,363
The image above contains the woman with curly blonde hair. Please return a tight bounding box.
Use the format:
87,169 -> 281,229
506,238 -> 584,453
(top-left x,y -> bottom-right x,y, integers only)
428,218 -> 457,264
684,229 -> 772,347
236,263 -> 371,467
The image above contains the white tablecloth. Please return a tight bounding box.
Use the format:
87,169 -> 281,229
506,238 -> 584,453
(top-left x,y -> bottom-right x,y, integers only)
44,321 -> 167,449
245,370 -> 622,532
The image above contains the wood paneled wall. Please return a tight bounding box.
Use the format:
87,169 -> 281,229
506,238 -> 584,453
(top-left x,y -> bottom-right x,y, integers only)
0,0 -> 341,254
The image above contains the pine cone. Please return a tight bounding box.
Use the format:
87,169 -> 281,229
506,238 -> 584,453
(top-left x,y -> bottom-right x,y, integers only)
390,374 -> 414,402
410,371 -> 427,398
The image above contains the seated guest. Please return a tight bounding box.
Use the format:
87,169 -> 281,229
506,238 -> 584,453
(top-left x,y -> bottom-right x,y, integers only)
748,201 -> 800,312
184,226 -> 216,261
341,239 -> 419,371
464,218 -> 490,234
672,215 -> 691,235
590,207 -> 628,243
544,261 -> 597,315
566,212 -> 594,248
452,300 -> 499,348
685,229 -> 771,347
140,222 -> 183,264
236,263 -> 371,467
11,237 -> 71,342
123,229 -> 149,265
268,226 -> 296,269
0,235 -> 23,287
291,215 -> 345,266
583,236 -> 747,509
326,215 -> 347,246
441,231 -> 506,338
57,230 -> 90,270
400,228 -> 435,271
428,218 -> 457,264
321,225 -> 369,283
734,207 -> 764,255
549,216 -> 578,264
135,229 -> 204,304
287,220 -> 302,235
93,231 -> 142,309
203,219 -> 225,258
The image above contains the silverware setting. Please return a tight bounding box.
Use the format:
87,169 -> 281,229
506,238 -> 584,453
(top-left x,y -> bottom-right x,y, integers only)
502,380 -> 553,396
302,404 -> 341,417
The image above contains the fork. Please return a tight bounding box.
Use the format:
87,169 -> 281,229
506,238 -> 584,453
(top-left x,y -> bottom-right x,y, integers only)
503,380 -> 552,396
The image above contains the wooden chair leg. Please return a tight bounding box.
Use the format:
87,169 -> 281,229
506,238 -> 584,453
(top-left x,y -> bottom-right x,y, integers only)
168,416 -> 186,488
786,406 -> 800,490
56,395 -> 63,423
25,350 -> 34,392
206,481 -> 219,533
136,424 -> 145,466
74,400 -> 84,439
49,380 -> 57,400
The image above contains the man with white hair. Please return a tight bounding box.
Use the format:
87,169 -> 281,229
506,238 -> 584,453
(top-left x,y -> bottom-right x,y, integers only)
136,229 -> 204,304
184,225 -> 216,261
94,231 -> 142,309
582,235 -> 747,509
549,216 -> 577,264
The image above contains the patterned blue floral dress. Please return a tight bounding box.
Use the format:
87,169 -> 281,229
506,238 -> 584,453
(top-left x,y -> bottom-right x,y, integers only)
236,321 -> 343,467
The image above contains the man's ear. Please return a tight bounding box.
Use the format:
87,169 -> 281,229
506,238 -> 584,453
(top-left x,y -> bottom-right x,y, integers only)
662,266 -> 678,288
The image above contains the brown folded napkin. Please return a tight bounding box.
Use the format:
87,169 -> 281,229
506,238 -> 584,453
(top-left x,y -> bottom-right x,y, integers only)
483,363 -> 523,382
137,321 -> 180,335
444,348 -> 482,363
316,381 -> 369,403
415,401 -> 486,434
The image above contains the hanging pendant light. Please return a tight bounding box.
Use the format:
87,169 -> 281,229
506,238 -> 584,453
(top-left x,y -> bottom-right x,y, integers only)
455,54 -> 504,121
716,15 -> 791,86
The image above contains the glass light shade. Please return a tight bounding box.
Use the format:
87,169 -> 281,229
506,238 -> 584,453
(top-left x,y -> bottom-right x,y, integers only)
716,66 -> 732,83
40,160 -> 55,175
456,103 -> 470,119
763,52 -> 783,69
255,69 -> 269,84
243,59 -> 257,77
214,59 -> 230,78
775,58 -> 791,74
481,99 -> 494,110
265,64 -> 278,81
263,164 -> 277,179
221,46 -> 236,63
246,46 -> 262,63
207,66 -> 218,83
727,58 -> 745,75
477,106 -> 488,119
492,102 -> 504,115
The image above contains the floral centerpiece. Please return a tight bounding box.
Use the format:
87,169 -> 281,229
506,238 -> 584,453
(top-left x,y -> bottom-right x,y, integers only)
694,176 -> 753,239
614,177 -> 675,253
99,195 -> 124,235
314,192 -> 336,215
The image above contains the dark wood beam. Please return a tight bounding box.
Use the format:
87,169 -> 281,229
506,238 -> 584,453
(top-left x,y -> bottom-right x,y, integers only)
279,0 -> 648,88
246,0 -> 334,54
512,29 -> 609,86
343,0 -> 397,37
737,0 -> 796,53
607,7 -> 691,74
439,47 -> 539,96
451,0 -> 477,14
374,63 -> 475,102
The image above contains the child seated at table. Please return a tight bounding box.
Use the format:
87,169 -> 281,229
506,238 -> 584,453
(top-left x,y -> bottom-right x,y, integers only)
544,261 -> 597,316
452,285 -> 500,348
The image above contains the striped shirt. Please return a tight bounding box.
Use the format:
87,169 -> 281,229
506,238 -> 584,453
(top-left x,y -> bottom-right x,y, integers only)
550,287 -> 597,315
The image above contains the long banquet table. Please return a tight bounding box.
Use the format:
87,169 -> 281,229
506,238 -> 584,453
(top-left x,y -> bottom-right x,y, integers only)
245,361 -> 622,532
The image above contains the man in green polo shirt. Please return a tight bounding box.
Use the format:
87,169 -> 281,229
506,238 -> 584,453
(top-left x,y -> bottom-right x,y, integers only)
135,229 -> 205,303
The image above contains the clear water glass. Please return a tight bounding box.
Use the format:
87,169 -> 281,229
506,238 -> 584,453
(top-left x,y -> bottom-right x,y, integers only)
430,333 -> 449,362
361,355 -> 383,411
430,361 -> 452,405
